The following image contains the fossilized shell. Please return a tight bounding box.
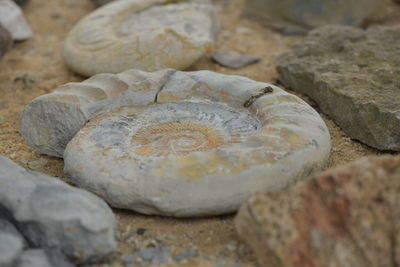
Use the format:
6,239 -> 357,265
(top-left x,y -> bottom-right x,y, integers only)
21,69 -> 331,216
63,0 -> 217,77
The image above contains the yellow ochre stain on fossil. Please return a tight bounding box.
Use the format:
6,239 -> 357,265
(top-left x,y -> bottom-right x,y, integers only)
279,128 -> 308,149
132,122 -> 225,156
153,153 -> 233,181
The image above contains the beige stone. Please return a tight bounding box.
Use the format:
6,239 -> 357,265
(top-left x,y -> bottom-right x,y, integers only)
236,155 -> 400,267
63,0 -> 217,76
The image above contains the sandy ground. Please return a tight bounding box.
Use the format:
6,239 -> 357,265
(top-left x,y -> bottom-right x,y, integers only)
0,0 -> 399,266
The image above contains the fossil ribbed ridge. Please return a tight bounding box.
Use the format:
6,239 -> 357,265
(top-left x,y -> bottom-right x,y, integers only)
20,69 -> 175,157
21,69 -> 331,216
63,0 -> 217,76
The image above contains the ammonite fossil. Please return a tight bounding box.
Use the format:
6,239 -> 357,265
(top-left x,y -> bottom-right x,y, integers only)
63,0 -> 217,77
21,69 -> 331,217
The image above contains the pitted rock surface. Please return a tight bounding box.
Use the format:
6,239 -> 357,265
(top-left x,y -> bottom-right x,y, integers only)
277,25 -> 400,151
235,155 -> 400,267
0,155 -> 117,263
63,0 -> 217,76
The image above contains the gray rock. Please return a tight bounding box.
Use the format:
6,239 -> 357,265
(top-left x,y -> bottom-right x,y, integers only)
0,0 -> 32,40
138,247 -> 170,265
173,250 -> 198,262
90,0 -> 113,7
0,219 -> 25,246
0,155 -> 117,263
15,249 -> 73,267
121,254 -> 135,265
277,25 -> 400,151
0,24 -> 12,60
0,232 -> 24,267
212,50 -> 260,69
13,0 -> 28,6
244,0 -> 379,34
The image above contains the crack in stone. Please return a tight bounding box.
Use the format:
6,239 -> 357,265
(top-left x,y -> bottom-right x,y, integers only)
154,69 -> 177,103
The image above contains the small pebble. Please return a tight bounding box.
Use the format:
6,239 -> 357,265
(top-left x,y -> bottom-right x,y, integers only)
136,228 -> 147,235
138,246 -> 170,265
121,254 -> 135,265
212,50 -> 261,69
173,250 -> 199,262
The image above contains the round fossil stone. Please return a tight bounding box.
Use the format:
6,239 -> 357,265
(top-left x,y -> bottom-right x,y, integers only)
61,70 -> 331,217
63,0 -> 217,77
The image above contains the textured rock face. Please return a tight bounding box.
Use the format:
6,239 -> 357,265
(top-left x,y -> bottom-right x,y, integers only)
0,0 -> 32,40
0,156 -> 117,263
25,69 -> 331,217
245,0 -> 379,34
277,25 -> 400,151
235,155 -> 400,267
0,24 -> 12,60
63,0 -> 217,76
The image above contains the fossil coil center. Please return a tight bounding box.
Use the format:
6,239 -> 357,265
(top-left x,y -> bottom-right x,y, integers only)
131,122 -> 224,156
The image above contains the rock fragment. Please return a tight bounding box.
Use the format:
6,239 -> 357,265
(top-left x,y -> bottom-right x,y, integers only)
15,249 -> 73,267
277,25 -> 400,151
13,0 -> 28,6
63,0 -> 217,76
0,0 -> 32,40
235,155 -> 400,267
0,24 -> 12,60
90,0 -> 113,7
212,50 -> 260,69
0,232 -> 24,267
174,250 -> 198,262
0,155 -> 117,263
139,247 -> 170,265
244,0 -> 379,34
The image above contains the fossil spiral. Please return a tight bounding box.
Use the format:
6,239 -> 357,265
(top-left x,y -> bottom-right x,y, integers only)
63,0 -> 217,76
21,69 -> 331,216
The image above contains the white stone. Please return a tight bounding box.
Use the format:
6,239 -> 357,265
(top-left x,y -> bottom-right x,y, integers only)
0,0 -> 32,41
39,69 -> 333,217
63,0 -> 217,77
